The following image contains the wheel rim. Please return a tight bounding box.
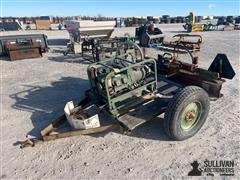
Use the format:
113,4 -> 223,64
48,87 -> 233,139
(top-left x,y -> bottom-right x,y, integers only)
180,101 -> 203,131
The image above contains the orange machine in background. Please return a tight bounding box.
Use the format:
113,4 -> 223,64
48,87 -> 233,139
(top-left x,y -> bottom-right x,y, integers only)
35,19 -> 51,30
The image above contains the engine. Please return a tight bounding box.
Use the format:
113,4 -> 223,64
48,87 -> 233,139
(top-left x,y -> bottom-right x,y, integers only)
87,57 -> 157,115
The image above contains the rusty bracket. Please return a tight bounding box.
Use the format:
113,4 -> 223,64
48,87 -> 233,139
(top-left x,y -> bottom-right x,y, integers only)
18,114 -> 119,149
17,138 -> 42,149
42,123 -> 119,141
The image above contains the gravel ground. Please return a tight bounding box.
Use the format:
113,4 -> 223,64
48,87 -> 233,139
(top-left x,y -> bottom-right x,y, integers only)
0,24 -> 239,179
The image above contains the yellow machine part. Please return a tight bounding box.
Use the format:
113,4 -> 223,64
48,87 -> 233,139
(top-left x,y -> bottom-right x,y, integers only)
191,23 -> 204,32
188,12 -> 204,32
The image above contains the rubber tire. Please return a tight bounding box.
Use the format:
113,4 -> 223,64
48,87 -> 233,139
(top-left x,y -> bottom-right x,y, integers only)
164,86 -> 210,140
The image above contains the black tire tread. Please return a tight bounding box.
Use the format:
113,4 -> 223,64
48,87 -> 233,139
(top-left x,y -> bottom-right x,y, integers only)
164,86 -> 209,140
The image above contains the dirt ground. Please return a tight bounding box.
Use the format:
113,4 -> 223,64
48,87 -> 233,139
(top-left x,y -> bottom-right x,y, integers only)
0,24 -> 239,179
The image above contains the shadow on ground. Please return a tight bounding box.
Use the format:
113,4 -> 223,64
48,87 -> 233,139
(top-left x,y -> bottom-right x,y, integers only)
128,116 -> 171,141
0,55 -> 11,61
167,30 -> 188,33
48,53 -> 94,65
10,77 -> 89,137
10,76 -> 171,141
48,38 -> 69,46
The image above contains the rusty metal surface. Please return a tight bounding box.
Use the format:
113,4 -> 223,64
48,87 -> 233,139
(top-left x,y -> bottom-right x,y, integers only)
156,51 -> 229,98
160,34 -> 202,53
43,124 -> 119,141
223,25 -> 234,31
157,60 -> 225,98
0,34 -> 48,55
8,49 -> 42,61
6,42 -> 42,61
40,114 -> 66,136
18,113 -> 118,148
18,138 -> 42,149
168,71 -> 224,98
234,24 -> 240,30
18,96 -> 116,148
18,123 -> 118,148
118,98 -> 167,130
159,43 -> 200,53
35,19 -> 51,30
